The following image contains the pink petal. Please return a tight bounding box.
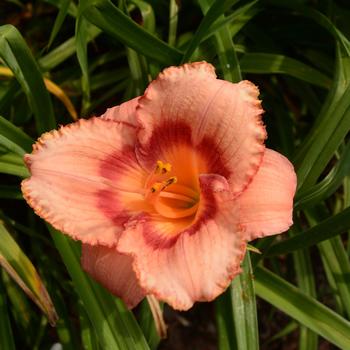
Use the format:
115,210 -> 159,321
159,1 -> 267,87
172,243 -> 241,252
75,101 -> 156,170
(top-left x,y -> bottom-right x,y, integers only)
81,244 -> 145,308
136,62 -> 266,195
117,174 -> 246,311
239,149 -> 297,241
101,97 -> 140,126
22,118 -> 148,246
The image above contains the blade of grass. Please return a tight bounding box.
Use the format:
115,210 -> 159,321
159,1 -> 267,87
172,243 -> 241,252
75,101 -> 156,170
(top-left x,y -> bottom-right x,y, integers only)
0,222 -> 58,325
137,299 -> 161,350
202,1 -> 259,42
230,253 -> 259,350
295,41 -> 350,189
39,27 -> 101,72
240,53 -> 331,88
0,277 -> 15,350
168,0 -> 178,46
0,135 -> 26,157
198,0 -> 244,82
295,141 -> 350,209
255,266 -> 350,349
305,207 -> 350,319
181,0 -> 238,63
48,0 -> 71,48
266,206 -> 350,256
0,25 -> 55,134
0,116 -> 33,152
82,0 -> 182,65
291,227 -> 318,350
76,0 -> 91,114
215,287 -> 235,350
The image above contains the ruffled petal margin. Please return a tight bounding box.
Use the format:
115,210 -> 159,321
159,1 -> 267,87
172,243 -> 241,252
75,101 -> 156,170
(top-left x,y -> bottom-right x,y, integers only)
21,118 -> 147,246
136,61 -> 266,196
239,149 -> 297,241
81,244 -> 145,308
101,97 -> 140,126
117,173 -> 246,311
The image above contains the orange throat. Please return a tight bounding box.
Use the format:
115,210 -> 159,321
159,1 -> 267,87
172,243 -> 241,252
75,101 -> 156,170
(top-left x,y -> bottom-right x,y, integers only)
144,160 -> 199,219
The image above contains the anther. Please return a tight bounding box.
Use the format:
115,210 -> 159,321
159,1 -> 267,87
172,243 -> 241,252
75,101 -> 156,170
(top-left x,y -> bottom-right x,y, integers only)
150,177 -> 177,193
165,177 -> 177,186
155,160 -> 172,174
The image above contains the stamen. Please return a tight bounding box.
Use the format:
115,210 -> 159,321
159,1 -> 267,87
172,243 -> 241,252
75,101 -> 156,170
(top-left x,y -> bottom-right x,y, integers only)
150,176 -> 177,193
155,160 -> 172,174
145,160 -> 200,219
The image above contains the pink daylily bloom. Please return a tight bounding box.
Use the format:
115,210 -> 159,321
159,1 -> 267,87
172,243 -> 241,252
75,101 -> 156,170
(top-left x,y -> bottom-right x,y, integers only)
22,62 -> 297,310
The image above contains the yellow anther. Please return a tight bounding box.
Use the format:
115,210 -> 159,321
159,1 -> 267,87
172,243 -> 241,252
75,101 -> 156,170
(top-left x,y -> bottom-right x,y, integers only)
165,176 -> 177,186
151,183 -> 163,193
150,177 -> 177,193
155,160 -> 172,174
155,160 -> 163,174
162,162 -> 172,174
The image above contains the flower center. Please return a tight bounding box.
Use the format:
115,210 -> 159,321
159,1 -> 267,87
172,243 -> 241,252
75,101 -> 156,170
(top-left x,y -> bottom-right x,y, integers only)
144,160 -> 199,219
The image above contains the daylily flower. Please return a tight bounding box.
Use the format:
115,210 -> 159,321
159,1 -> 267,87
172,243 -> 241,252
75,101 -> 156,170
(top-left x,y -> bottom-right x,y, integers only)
22,62 -> 296,310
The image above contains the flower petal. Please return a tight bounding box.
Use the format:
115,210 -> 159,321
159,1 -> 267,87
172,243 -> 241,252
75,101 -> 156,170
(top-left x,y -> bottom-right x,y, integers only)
101,97 -> 140,126
239,149 -> 297,241
136,62 -> 266,195
117,174 -> 246,310
81,243 -> 145,308
22,118 -> 147,246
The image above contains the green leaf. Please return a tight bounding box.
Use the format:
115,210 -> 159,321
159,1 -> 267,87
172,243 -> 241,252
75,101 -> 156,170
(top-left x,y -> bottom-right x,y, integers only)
138,299 -> 161,350
182,0 -> 238,63
0,277 -> 15,350
0,25 -> 55,134
231,253 -> 259,350
266,206 -> 350,256
49,227 -> 150,350
240,53 -> 331,88
39,26 -> 101,72
0,153 -> 29,178
198,0 -> 241,82
294,41 -> 350,189
82,0 -> 182,65
130,0 -> 156,33
295,141 -> 350,209
305,207 -> 350,319
0,135 -> 26,157
291,227 -> 318,350
48,0 -> 71,48
76,0 -> 92,114
168,0 -> 178,46
255,266 -> 350,349
0,116 -> 33,153
202,0 -> 259,42
215,253 -> 258,350
0,222 -> 58,326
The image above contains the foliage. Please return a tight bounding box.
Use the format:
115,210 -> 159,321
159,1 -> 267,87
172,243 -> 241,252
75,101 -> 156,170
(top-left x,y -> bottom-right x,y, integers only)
1,0 -> 350,348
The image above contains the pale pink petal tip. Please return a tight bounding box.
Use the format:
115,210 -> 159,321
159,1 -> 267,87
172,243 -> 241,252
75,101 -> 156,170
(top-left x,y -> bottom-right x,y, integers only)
81,244 -> 145,309
239,148 -> 297,241
101,96 -> 140,126
118,174 -> 246,311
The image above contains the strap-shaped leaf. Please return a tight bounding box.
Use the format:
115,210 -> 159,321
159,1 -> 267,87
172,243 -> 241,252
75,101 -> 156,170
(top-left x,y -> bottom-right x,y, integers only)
255,266 -> 350,349
82,0 -> 182,65
0,25 -> 55,134
0,222 -> 57,325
